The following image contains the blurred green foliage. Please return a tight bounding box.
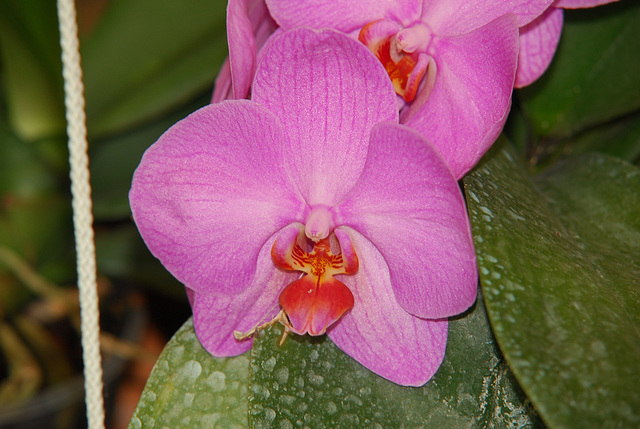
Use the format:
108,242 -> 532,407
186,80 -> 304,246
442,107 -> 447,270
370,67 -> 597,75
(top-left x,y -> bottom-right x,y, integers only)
0,0 -> 227,410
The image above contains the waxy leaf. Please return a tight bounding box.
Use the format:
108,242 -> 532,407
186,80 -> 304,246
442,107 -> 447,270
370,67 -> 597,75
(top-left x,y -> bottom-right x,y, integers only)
464,139 -> 640,428
521,110 -> 640,171
128,319 -> 249,429
248,290 -> 542,428
81,0 -> 227,138
129,289 -> 542,427
519,1 -> 640,138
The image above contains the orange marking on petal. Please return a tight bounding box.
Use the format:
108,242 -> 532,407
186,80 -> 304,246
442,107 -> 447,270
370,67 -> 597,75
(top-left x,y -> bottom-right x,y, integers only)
271,226 -> 310,273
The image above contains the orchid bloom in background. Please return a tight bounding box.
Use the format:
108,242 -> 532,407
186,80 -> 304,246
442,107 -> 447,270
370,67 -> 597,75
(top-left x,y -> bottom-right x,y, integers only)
516,0 -> 619,87
131,28 -> 477,386
214,0 -> 619,177
212,0 -> 277,102
261,0 -> 555,179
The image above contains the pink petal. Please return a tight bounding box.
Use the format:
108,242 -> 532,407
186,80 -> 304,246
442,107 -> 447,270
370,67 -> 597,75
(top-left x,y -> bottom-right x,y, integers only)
335,123 -> 477,320
129,101 -> 305,296
227,0 -> 277,100
516,7 -> 564,88
212,58 -> 232,103
554,0 -> 618,8
358,18 -> 401,44
251,1 -> 279,45
266,0 -> 421,32
188,230 -> 299,356
328,229 -> 448,386
227,0 -> 257,99
252,28 -> 398,206
402,14 -> 519,179
423,0 -> 554,36
334,228 -> 359,274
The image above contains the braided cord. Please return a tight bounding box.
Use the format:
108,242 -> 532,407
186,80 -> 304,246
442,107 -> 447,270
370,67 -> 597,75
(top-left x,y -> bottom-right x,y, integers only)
56,0 -> 105,428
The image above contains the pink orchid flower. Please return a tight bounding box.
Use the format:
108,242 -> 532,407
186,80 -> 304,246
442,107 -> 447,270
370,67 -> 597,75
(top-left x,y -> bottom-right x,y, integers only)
131,28 -> 477,386
516,0 -> 619,87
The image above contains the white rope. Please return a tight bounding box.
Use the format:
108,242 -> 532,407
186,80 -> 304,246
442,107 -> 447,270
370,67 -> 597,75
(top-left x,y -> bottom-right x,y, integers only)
56,1 -> 105,428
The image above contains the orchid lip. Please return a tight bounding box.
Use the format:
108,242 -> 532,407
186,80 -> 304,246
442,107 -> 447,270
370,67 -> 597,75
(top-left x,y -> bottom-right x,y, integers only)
271,225 -> 359,336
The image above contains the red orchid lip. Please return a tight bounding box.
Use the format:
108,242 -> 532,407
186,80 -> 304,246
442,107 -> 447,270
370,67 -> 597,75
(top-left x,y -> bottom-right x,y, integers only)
272,228 -> 359,336
278,274 -> 354,336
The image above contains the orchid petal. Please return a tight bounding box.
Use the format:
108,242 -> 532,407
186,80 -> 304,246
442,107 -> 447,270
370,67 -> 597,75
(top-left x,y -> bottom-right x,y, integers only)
273,227 -> 357,336
358,18 -> 401,45
251,1 -> 279,47
554,0 -> 618,8
212,58 -> 232,103
328,229 -> 448,386
266,0 -> 421,32
336,123 -> 477,320
402,14 -> 519,179
218,0 -> 276,101
129,101 -> 304,296
188,230 -> 298,356
252,28 -> 398,205
423,0 -> 554,36
334,228 -> 359,274
227,0 -> 257,99
516,7 -> 564,88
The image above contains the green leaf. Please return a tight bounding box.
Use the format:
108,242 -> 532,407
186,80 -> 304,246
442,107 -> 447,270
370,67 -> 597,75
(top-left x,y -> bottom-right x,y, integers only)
94,223 -> 184,299
518,1 -> 640,138
0,0 -> 65,140
464,138 -> 640,428
130,287 -> 542,427
128,319 -> 249,429
81,0 -> 227,138
249,290 -> 542,428
0,121 -> 75,284
562,111 -> 640,165
0,121 -> 57,198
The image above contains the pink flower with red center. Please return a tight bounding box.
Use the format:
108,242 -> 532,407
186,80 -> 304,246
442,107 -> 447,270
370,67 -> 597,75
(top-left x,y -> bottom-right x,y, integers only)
130,28 -> 477,386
